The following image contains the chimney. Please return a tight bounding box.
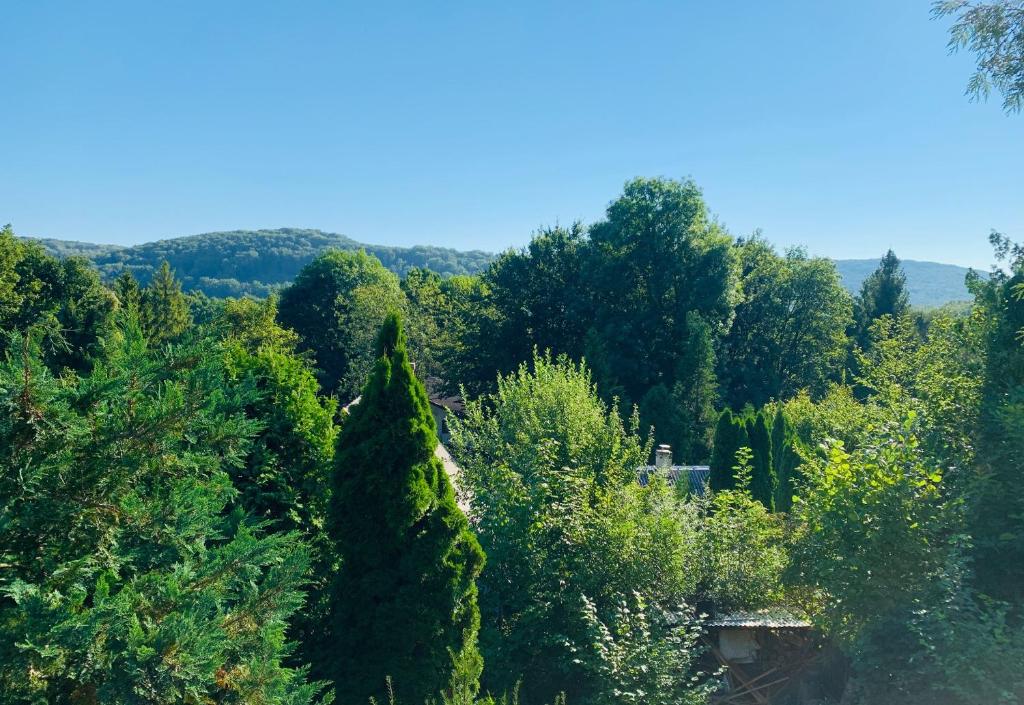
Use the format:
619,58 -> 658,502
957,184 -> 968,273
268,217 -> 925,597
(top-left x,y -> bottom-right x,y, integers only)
654,444 -> 672,470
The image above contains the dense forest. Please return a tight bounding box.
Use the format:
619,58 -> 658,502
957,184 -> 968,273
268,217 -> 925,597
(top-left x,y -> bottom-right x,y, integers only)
28,229 -> 979,307
29,228 -> 495,297
2,167 -> 1022,704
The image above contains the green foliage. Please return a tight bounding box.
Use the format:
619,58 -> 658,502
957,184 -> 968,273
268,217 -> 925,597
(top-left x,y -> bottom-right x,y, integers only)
113,269 -> 141,313
574,594 -> 713,705
967,233 -> 1024,604
934,0 -> 1024,113
720,238 -> 852,408
709,409 -> 747,492
789,421 -> 950,645
140,260 -> 192,344
450,352 -> 709,705
217,297 -> 338,538
770,406 -> 802,512
698,473 -> 789,612
745,411 -> 775,510
30,228 -> 494,297
277,249 -> 406,398
0,225 -> 116,374
325,312 -> 484,705
853,250 -> 910,350
0,320 -> 323,704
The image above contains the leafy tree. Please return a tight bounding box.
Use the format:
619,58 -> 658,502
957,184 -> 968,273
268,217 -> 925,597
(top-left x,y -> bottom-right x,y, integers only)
586,178 -> 736,414
719,238 -> 852,408
575,593 -> 713,705
853,250 -> 910,349
709,409 -> 748,492
789,419 -> 1022,704
325,312 -> 484,705
140,260 -> 192,344
450,353 -> 712,705
699,448 -> 789,612
934,0 -> 1024,113
0,319 -> 323,704
277,249 -> 406,398
746,410 -> 775,510
0,226 -> 115,373
967,233 -> 1024,604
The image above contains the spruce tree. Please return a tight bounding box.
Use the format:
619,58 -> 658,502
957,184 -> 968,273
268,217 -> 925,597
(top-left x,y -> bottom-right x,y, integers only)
114,269 -> 142,313
325,312 -> 485,705
710,409 -> 748,492
854,249 -> 910,348
747,411 -> 776,510
141,261 -> 191,344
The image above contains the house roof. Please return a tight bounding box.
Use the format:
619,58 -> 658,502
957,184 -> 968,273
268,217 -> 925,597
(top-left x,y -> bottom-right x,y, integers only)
708,609 -> 811,629
428,394 -> 465,415
637,465 -> 710,496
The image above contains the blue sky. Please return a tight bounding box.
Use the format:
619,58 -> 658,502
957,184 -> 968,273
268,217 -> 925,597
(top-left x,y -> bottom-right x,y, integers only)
2,1 -> 1020,268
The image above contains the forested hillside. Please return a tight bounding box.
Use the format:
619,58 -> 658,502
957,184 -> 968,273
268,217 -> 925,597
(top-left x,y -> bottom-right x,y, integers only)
28,231 -> 978,306
29,228 -> 494,297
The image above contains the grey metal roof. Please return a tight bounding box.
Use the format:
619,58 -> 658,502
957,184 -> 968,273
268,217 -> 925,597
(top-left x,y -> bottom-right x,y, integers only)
637,465 -> 710,496
708,609 -> 811,629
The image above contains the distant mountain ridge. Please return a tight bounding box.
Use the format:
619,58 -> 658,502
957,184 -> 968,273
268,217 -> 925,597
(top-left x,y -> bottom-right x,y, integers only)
30,228 -> 494,298
832,258 -> 977,309
29,229 -> 978,306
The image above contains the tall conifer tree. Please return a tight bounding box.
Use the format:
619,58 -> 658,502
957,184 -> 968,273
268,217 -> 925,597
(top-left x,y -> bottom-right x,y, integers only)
325,312 -> 485,705
854,250 -> 910,348
770,406 -> 801,512
140,261 -> 191,344
747,411 -> 776,511
710,409 -> 748,492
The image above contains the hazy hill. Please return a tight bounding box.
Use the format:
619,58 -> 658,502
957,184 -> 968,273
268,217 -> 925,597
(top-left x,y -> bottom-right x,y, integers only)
30,228 -> 494,297
833,259 -> 978,309
29,229 -> 978,306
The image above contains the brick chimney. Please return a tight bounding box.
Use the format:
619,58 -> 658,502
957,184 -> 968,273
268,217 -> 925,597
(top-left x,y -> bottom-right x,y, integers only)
654,444 -> 673,470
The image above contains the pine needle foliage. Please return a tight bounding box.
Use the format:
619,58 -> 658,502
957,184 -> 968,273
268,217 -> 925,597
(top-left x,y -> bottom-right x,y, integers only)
325,312 -> 484,705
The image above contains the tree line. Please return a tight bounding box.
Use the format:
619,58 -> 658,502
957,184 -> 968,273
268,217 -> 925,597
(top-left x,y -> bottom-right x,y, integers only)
2,170 -> 1023,705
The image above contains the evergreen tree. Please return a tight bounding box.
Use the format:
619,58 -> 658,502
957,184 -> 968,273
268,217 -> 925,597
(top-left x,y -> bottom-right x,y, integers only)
113,269 -> 142,313
710,409 -> 748,492
770,406 -> 801,512
854,250 -> 910,348
0,318 -> 323,704
325,312 -> 485,705
747,411 -> 775,511
140,260 -> 191,344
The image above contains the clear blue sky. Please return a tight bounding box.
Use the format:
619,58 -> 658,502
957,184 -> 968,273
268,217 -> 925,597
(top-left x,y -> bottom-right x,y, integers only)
3,1 -> 1020,268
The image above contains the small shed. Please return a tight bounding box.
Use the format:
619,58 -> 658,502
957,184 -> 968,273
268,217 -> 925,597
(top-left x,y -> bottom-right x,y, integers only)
704,609 -> 816,705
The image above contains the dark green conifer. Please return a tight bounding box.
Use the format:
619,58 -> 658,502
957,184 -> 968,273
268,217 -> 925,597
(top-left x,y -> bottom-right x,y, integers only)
140,261 -> 191,344
747,411 -> 776,510
325,312 -> 485,705
114,269 -> 142,313
710,409 -> 748,492
770,406 -> 801,512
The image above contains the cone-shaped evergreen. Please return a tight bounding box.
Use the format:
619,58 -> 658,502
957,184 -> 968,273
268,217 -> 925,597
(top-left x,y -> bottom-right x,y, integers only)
710,409 -> 748,492
770,406 -> 801,512
325,312 -> 485,705
747,411 -> 776,510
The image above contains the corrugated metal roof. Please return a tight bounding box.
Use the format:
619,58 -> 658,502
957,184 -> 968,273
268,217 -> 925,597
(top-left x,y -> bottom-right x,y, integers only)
708,609 -> 811,629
